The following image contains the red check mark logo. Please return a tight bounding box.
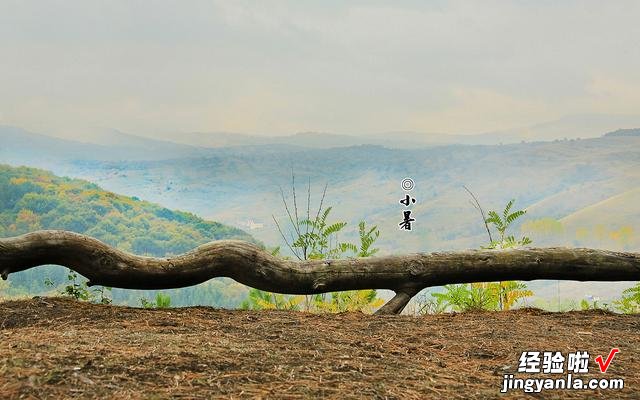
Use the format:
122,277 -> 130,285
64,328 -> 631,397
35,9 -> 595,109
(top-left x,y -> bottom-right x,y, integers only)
595,348 -> 619,373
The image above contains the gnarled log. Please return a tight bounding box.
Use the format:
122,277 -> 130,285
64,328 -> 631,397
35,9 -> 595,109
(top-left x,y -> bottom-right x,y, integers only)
1,230 -> 639,314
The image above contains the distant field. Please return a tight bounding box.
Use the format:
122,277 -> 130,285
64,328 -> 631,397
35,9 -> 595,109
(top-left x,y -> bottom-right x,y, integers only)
561,188 -> 640,229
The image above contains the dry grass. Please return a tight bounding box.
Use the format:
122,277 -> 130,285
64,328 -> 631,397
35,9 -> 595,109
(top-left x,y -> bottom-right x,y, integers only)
1,297 -> 638,399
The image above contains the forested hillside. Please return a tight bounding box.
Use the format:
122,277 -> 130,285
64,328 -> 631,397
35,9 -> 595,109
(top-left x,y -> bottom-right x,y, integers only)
0,164 -> 256,306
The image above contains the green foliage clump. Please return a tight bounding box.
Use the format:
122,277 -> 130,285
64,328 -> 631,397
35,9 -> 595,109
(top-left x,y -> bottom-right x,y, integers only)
240,289 -> 302,311
292,206 -> 355,259
244,215 -> 383,313
140,293 -> 172,309
484,199 -> 532,249
579,295 -> 612,312
311,290 -> 384,313
431,281 -> 533,313
428,193 -> 534,313
245,178 -> 383,313
155,293 -> 171,308
433,283 -> 498,312
43,270 -> 112,304
614,285 -> 640,313
62,271 -> 92,301
355,221 -> 381,258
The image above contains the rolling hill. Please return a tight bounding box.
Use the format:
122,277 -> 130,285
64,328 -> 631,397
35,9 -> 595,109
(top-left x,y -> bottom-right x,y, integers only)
0,164 -> 257,307
561,188 -> 640,229
0,125 -> 220,164
604,128 -> 640,137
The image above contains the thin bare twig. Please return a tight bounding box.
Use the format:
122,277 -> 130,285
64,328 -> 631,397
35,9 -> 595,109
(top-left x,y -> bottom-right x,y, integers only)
290,172 -> 307,259
272,214 -> 302,260
275,178 -> 328,262
463,185 -> 493,243
464,185 -> 505,310
309,183 -> 328,239
308,183 -> 328,257
291,171 -> 301,238
279,185 -> 301,239
305,177 -> 311,259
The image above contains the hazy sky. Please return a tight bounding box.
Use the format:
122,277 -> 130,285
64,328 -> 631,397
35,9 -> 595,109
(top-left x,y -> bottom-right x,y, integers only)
1,1 -> 639,137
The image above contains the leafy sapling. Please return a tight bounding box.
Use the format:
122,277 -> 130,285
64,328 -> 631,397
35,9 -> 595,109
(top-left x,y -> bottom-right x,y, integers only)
139,292 -> 172,309
63,270 -> 92,301
614,284 -> 640,313
434,189 -> 534,312
265,174 -> 383,312
484,199 -> 532,249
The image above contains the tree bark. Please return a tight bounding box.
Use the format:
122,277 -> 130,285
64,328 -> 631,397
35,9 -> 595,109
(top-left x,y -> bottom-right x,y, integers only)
1,230 -> 639,314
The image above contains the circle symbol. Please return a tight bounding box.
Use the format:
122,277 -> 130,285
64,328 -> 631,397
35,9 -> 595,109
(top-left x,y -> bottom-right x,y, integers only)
401,178 -> 415,191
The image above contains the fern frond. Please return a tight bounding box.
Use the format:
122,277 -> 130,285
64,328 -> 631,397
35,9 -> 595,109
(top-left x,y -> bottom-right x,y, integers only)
324,221 -> 347,236
337,242 -> 358,254
485,211 -> 503,229
505,210 -> 526,225
358,221 -> 365,235
320,207 -> 332,224
366,248 -> 380,256
299,219 -> 315,226
503,199 -> 515,220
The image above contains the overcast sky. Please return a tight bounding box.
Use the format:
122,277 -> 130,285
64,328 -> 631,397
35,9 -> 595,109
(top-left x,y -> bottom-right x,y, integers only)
1,1 -> 639,137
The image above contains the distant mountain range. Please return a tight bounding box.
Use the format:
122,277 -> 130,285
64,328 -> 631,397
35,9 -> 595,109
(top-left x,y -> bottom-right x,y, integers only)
0,125 -> 221,164
135,113 -> 640,148
6,113 -> 640,155
604,128 -> 640,137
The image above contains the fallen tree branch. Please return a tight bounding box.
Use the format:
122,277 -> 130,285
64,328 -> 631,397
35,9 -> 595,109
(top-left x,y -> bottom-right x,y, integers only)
1,230 -> 639,314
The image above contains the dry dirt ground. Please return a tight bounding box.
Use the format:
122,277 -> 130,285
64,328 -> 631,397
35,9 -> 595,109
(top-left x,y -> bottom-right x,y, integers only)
0,297 -> 638,399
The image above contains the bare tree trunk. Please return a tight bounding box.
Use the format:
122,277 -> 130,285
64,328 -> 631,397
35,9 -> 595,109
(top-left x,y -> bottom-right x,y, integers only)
1,230 -> 639,314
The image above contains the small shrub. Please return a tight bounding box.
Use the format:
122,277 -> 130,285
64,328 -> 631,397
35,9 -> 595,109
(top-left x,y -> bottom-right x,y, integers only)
155,293 -> 171,308
63,271 -> 91,301
139,293 -> 172,309
614,284 -> 640,313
